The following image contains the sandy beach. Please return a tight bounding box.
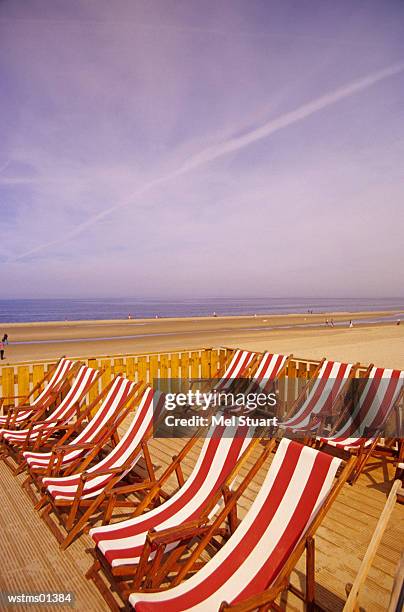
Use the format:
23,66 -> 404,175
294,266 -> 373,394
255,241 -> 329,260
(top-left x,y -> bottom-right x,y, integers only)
0,310 -> 403,368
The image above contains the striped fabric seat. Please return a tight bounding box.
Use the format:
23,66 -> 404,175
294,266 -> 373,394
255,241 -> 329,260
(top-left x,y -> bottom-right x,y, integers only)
245,352 -> 288,393
23,376 -> 136,471
42,386 -> 161,501
0,365 -> 100,445
90,423 -> 254,568
280,360 -> 354,432
320,367 -> 404,450
215,350 -> 256,391
230,353 -> 289,416
129,438 -> 342,611
0,357 -> 75,426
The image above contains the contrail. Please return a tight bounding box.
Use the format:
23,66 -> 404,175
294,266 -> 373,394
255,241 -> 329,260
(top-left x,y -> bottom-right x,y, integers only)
10,61 -> 404,262
0,160 -> 10,176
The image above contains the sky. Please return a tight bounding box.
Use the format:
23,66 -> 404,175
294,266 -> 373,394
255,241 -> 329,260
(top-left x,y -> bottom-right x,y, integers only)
1,0 -> 403,299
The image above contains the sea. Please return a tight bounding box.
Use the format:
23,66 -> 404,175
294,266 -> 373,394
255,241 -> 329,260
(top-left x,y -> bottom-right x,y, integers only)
0,297 -> 403,324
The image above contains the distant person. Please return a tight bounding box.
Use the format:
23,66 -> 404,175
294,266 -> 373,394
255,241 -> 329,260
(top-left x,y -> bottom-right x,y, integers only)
325,319 -> 329,327
330,319 -> 335,328
155,314 -> 159,319
397,319 -> 401,326
349,320 -> 353,328
0,339 -> 5,360
128,313 -> 132,319
213,311 -> 218,317
2,333 -> 8,345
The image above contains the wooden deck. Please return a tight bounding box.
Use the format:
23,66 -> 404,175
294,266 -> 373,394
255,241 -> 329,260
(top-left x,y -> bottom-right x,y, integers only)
0,436 -> 403,611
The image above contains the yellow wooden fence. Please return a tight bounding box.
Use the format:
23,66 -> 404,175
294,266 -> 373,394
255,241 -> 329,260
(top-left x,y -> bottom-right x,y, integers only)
0,348 -> 227,407
0,347 -> 369,410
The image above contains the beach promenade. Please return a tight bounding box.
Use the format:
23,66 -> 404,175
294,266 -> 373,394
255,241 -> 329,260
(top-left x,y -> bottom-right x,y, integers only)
1,311 -> 403,368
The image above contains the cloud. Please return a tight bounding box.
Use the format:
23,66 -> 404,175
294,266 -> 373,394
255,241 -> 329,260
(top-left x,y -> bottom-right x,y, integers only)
9,60 -> 404,262
2,1 -> 404,299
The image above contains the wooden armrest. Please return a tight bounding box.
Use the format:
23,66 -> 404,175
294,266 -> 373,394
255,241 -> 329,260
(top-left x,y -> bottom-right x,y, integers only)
54,442 -> 95,452
220,581 -> 288,611
41,423 -> 71,433
82,467 -> 124,480
30,418 -> 68,427
10,404 -> 37,413
105,481 -> 155,497
147,519 -> 209,547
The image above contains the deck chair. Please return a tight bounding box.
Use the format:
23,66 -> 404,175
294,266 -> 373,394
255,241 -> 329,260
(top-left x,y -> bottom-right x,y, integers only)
244,352 -> 290,393
185,349 -> 260,416
85,423 -> 265,609
0,364 -> 102,472
37,386 -> 165,549
21,376 -> 140,504
196,351 -> 288,414
127,438 -> 354,611
395,440 -> 404,502
214,350 -> 258,390
317,367 -> 404,483
193,349 -> 258,396
0,357 -> 77,429
228,352 -> 291,418
278,359 -> 359,437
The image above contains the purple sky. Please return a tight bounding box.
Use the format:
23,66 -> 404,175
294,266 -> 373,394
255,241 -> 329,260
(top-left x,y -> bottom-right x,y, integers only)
1,0 -> 403,298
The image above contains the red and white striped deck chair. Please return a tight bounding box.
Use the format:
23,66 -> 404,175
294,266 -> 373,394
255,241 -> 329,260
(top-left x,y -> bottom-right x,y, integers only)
21,376 -> 139,503
0,365 -> 101,471
189,350 -> 258,412
128,438 -> 353,611
230,353 -> 290,418
279,360 -> 356,436
0,357 -> 76,429
85,423 -> 259,607
38,386 -> 165,549
318,367 -> 404,483
213,350 -> 257,391
245,352 -> 289,393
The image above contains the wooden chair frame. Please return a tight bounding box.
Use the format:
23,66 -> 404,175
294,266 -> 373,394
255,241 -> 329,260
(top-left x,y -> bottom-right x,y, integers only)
85,434 -> 275,611
238,353 -> 292,419
318,385 -> 404,484
188,349 -> 262,397
37,385 -> 163,550
0,366 -> 103,474
21,379 -> 143,505
281,358 -> 326,422
0,356 -> 66,410
122,450 -> 355,612
0,358 -> 80,430
280,361 -> 364,441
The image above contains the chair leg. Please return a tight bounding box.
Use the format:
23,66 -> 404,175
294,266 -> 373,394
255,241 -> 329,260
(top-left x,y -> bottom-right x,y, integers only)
61,495 -> 105,550
306,536 -> 315,611
86,559 -> 123,612
21,475 -> 39,506
350,440 -> 379,485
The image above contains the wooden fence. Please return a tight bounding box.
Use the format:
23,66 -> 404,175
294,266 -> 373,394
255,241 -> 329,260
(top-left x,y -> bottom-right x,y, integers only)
0,348 -> 226,407
0,347 -> 369,410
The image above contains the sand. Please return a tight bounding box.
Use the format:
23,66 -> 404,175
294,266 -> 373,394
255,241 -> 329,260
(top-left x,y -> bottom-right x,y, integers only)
0,310 -> 403,368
